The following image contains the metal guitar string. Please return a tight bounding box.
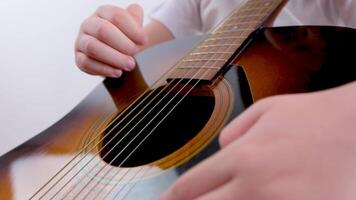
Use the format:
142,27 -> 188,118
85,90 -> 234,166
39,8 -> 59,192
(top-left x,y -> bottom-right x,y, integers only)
80,61 -> 222,200
111,167 -> 153,200
89,14 -> 265,198
29,81 -> 168,198
71,2 -> 271,199
98,4 -> 274,199
100,4 -> 277,200
52,5 -> 257,198
57,65 -> 208,200
95,34 -> 244,200
31,63 -> 182,199
44,22 -> 231,198
86,61 -> 224,199
30,1 -> 274,199
31,46 -> 199,200
102,54 -> 230,200
37,59 -> 201,199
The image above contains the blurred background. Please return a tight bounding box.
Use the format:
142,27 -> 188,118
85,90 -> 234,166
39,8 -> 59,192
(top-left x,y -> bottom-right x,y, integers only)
0,0 -> 164,156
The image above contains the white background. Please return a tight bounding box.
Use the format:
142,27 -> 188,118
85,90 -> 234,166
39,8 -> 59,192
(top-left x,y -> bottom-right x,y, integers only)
0,0 -> 164,156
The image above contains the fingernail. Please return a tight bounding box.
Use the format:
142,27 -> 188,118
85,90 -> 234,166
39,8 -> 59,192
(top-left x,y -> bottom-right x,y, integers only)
112,70 -> 122,78
126,57 -> 136,71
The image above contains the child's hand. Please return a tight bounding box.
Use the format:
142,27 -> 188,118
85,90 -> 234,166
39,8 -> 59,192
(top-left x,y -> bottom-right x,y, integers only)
75,4 -> 148,77
160,82 -> 356,200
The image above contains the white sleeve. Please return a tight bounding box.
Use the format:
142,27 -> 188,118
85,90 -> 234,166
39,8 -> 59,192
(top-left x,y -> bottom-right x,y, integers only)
150,0 -> 203,38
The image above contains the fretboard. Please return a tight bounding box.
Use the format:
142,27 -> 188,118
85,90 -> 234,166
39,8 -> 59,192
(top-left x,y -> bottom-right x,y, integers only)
168,0 -> 284,81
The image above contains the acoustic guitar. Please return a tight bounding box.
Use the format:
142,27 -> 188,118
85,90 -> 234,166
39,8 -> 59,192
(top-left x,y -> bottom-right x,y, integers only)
1,0 -> 356,199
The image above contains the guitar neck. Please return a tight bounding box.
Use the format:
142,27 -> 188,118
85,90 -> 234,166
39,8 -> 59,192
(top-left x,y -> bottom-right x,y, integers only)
168,0 -> 285,82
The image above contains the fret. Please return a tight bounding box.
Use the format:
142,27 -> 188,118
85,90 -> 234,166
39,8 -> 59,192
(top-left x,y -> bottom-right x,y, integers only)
231,13 -> 264,18
232,10 -> 267,19
168,68 -> 217,81
184,52 -> 231,61
217,25 -> 255,32
205,36 -> 246,42
237,6 -> 269,12
244,0 -> 274,8
167,0 -> 284,82
227,18 -> 262,26
189,52 -> 233,56
223,21 -> 261,27
197,44 -> 241,49
176,66 -> 220,70
182,58 -> 227,63
245,3 -> 272,10
231,8 -> 269,17
214,28 -> 254,34
217,26 -> 257,35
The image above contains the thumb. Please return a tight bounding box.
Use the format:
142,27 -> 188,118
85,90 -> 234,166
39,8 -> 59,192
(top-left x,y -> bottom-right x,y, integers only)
126,4 -> 144,26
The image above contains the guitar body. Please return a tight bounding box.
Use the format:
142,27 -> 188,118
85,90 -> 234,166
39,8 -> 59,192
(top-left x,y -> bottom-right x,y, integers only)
1,26 -> 356,199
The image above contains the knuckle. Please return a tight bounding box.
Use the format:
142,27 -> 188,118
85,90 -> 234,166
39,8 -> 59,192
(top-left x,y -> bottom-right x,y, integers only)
96,5 -> 112,14
125,43 -> 138,54
84,39 -> 97,57
97,23 -> 110,40
102,66 -> 116,76
75,53 -> 83,67
76,53 -> 89,71
218,130 -> 229,146
80,18 -> 91,31
111,8 -> 128,24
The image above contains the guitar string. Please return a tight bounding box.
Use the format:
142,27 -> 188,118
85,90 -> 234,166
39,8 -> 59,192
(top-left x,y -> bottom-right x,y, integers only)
30,63 -> 183,200
34,20 -> 221,199
95,33 -> 244,200
32,1 -> 272,198
68,40 -> 232,199
112,167 -> 152,200
32,62 -> 182,200
57,65 -> 205,200
38,41 -> 213,199
71,14 -> 256,200
82,64 -> 218,200
98,4 -> 276,199
96,2 -> 274,198
45,27 -> 223,199
91,17 -> 266,198
71,2 -> 272,199
100,48 -> 234,200
50,8 -> 254,199
43,59 -> 211,199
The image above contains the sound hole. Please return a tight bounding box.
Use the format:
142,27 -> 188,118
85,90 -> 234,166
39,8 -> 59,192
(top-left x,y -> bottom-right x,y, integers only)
100,83 -> 215,167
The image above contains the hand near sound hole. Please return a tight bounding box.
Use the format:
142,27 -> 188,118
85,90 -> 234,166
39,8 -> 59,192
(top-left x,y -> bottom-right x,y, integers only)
75,4 -> 148,78
159,82 -> 356,200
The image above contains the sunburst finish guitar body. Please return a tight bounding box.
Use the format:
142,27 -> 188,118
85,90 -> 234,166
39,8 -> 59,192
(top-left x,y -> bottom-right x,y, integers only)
1,0 -> 356,199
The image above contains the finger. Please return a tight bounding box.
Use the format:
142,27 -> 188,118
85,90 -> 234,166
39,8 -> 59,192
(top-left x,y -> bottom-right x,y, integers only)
75,51 -> 122,78
159,150 -> 234,200
76,34 -> 136,71
219,98 -> 274,148
96,5 -> 147,45
81,16 -> 139,55
196,180 -> 240,200
126,3 -> 144,26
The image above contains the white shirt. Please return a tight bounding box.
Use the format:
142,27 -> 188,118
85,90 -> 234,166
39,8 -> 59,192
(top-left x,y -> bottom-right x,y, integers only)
151,0 -> 356,38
